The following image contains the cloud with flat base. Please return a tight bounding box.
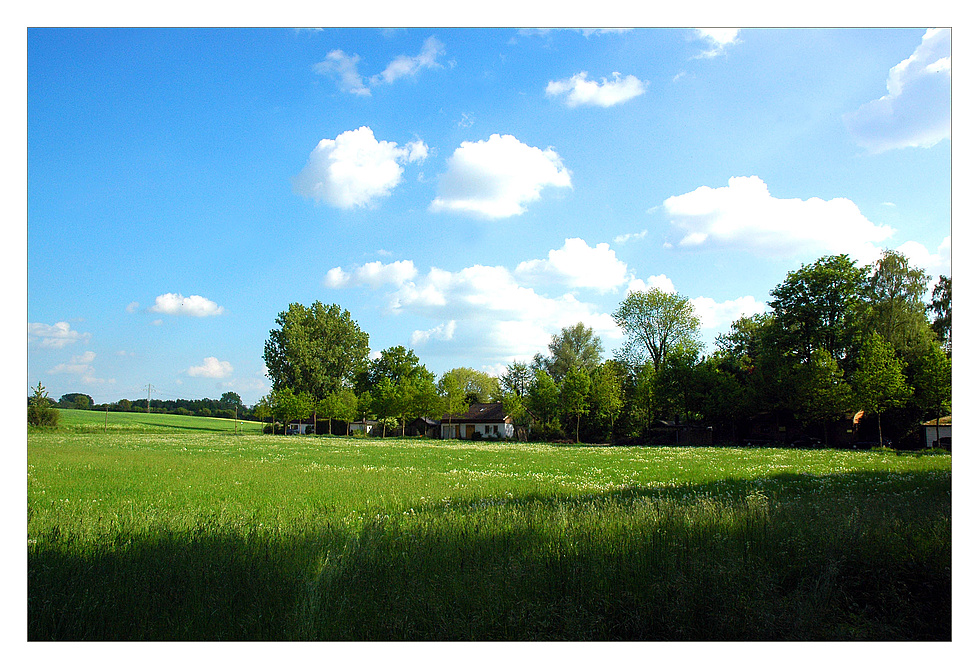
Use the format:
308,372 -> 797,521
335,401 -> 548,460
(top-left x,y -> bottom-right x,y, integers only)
430,134 -> 572,219
293,127 -> 428,209
663,175 -> 895,264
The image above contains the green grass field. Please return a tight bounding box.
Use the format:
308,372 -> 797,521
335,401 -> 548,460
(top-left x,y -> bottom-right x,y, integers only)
27,423 -> 951,640
50,407 -> 266,434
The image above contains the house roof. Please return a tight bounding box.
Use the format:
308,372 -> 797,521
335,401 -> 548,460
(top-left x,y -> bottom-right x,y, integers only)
921,415 -> 951,426
442,402 -> 509,423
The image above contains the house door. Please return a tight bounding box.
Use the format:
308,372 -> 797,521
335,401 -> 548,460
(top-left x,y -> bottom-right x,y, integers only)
466,424 -> 475,439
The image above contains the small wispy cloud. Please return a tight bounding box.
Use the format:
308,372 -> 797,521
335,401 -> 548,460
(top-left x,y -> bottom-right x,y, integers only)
411,320 -> 457,346
314,36 -> 445,96
148,293 -> 225,317
28,321 -> 91,349
370,36 -> 444,86
546,71 -> 647,108
187,356 -> 234,379
693,28 -> 741,59
313,49 -> 371,96
614,230 -> 648,244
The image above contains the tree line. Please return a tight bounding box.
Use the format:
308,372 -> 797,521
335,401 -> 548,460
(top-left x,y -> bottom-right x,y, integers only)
30,250 -> 950,447
28,391 -> 253,423
255,250 -> 950,448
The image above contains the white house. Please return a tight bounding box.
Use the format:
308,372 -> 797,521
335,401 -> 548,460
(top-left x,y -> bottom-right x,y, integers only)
441,402 -> 514,440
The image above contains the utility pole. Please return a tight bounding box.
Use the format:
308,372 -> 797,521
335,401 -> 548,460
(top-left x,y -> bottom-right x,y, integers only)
146,384 -> 154,414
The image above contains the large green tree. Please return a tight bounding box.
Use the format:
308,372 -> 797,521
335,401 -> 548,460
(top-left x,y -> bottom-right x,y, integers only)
910,339 -> 951,431
613,288 -> 700,371
220,391 -> 243,410
439,367 -> 500,404
866,250 -> 933,357
264,302 -> 370,397
561,366 -> 591,443
927,275 -> 951,354
768,254 -> 868,366
526,369 -> 561,434
852,332 -> 912,448
587,360 -> 624,441
794,348 -> 853,445
538,322 -> 604,383
59,393 -> 93,410
499,361 -> 533,398
358,345 -> 433,392
371,377 -> 399,438
438,373 -> 470,440
270,387 -> 314,435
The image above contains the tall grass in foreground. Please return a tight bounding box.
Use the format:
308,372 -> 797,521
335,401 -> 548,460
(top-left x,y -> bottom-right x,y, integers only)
28,434 -> 951,640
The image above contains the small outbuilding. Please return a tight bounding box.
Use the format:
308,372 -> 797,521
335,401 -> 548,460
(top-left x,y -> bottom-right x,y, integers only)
348,420 -> 379,436
922,415 -> 951,450
406,417 -> 440,438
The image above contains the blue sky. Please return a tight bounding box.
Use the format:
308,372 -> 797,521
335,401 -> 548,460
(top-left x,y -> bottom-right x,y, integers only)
27,27 -> 952,406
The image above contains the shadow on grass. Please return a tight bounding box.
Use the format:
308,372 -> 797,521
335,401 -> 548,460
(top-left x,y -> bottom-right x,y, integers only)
28,469 -> 951,641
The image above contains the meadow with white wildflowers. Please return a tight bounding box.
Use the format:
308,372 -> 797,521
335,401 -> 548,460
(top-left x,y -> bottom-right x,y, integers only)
28,432 -> 950,640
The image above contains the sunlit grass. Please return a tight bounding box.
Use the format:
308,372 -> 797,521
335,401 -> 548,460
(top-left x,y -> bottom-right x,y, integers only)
28,433 -> 951,640
44,408 -> 265,434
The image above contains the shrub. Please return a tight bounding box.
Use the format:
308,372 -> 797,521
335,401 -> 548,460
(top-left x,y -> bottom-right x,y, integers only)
28,382 -> 59,428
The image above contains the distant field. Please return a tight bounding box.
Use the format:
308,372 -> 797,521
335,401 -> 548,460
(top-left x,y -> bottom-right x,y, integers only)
48,408 -> 265,434
27,431 -> 951,641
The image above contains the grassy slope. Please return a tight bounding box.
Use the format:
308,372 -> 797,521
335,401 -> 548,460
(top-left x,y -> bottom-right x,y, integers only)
49,407 -> 265,434
27,433 -> 952,641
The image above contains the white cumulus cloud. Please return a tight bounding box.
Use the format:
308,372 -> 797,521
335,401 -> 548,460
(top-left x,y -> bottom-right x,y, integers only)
692,295 -> 768,330
188,357 -> 234,379
626,274 -> 676,295
545,71 -> 647,107
430,134 -> 572,219
293,127 -> 428,209
148,293 -> 225,317
331,256 -> 622,364
514,238 -> 628,292
892,236 -> 951,288
325,259 -> 419,288
844,28 -> 950,153
662,176 -> 895,263
28,321 -> 91,349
